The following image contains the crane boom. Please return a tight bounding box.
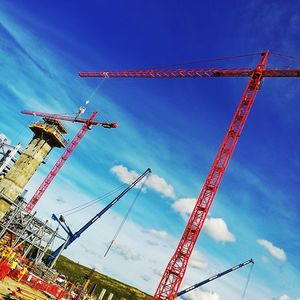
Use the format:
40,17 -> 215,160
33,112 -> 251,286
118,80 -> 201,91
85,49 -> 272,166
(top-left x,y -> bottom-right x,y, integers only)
79,68 -> 300,79
21,110 -> 118,128
47,168 -> 151,264
176,259 -> 254,297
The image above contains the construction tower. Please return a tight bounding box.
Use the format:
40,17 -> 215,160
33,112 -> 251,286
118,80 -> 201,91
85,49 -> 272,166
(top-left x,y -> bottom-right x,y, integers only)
0,118 -> 68,219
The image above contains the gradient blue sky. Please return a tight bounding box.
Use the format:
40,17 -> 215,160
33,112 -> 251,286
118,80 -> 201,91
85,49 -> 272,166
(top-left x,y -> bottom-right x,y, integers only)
0,1 -> 299,299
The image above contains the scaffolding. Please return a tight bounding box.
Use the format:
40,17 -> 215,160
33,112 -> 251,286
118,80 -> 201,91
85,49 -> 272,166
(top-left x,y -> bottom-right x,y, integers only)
0,196 -> 66,265
0,138 -> 21,176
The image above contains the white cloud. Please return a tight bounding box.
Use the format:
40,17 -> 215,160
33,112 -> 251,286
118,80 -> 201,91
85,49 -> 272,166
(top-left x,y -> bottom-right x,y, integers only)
141,275 -> 150,282
171,198 -> 235,243
171,198 -> 197,220
152,268 -> 162,277
181,289 -> 220,300
189,250 -> 208,270
146,173 -> 176,199
55,197 -> 66,204
149,229 -> 168,239
110,243 -> 141,261
279,294 -> 289,300
110,164 -> 176,199
203,218 -> 236,242
257,239 -> 286,261
110,165 -> 139,185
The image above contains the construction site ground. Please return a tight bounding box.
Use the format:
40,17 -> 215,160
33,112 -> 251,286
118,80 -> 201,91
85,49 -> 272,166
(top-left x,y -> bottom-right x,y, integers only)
0,277 -> 50,300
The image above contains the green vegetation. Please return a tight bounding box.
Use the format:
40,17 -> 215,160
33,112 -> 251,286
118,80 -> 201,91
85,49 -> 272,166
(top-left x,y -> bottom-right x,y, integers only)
54,255 -> 152,300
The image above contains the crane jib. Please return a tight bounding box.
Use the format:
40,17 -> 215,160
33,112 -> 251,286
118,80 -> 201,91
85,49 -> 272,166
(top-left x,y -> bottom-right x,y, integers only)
79,69 -> 300,78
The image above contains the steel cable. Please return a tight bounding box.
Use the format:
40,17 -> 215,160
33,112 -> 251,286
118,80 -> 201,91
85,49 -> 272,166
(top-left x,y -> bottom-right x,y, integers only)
56,182 -> 128,216
271,52 -> 300,62
104,174 -> 150,257
146,52 -> 261,70
241,262 -> 254,300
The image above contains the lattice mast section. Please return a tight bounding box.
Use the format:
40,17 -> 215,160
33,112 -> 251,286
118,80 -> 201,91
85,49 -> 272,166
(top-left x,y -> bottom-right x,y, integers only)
153,52 -> 269,299
25,112 -> 97,212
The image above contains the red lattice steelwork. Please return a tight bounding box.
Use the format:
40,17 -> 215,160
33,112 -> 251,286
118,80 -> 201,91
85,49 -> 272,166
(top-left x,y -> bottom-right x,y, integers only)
79,67 -> 300,79
152,52 -> 269,299
79,51 -> 300,299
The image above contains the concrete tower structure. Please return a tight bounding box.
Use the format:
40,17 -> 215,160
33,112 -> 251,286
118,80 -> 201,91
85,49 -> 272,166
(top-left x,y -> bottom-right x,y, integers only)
0,118 -> 68,219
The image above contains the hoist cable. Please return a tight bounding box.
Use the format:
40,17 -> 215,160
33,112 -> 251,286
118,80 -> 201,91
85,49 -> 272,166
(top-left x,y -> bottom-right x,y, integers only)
241,262 -> 254,300
270,52 -> 300,62
58,184 -> 127,215
56,182 -> 128,216
104,174 -> 150,257
15,114 -> 36,144
148,52 -> 261,70
88,77 -> 106,100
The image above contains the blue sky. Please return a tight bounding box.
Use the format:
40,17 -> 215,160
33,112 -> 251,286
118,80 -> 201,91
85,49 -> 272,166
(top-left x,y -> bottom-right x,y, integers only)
0,1 -> 299,299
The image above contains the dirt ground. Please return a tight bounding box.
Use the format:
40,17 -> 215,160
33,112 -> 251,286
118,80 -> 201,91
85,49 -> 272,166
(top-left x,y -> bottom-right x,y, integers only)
0,277 -> 50,300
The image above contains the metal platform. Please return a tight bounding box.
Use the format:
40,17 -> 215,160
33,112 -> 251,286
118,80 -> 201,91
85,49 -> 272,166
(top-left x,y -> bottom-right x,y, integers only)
0,197 -> 65,265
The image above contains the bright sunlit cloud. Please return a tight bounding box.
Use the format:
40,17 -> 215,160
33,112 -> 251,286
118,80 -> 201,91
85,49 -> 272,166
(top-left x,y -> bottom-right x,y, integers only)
203,217 -> 236,243
110,164 -> 176,199
257,239 -> 286,261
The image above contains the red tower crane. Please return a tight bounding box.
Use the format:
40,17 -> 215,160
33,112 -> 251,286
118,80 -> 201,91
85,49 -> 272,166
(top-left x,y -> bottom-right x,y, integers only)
21,110 -> 117,213
79,51 -> 300,299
